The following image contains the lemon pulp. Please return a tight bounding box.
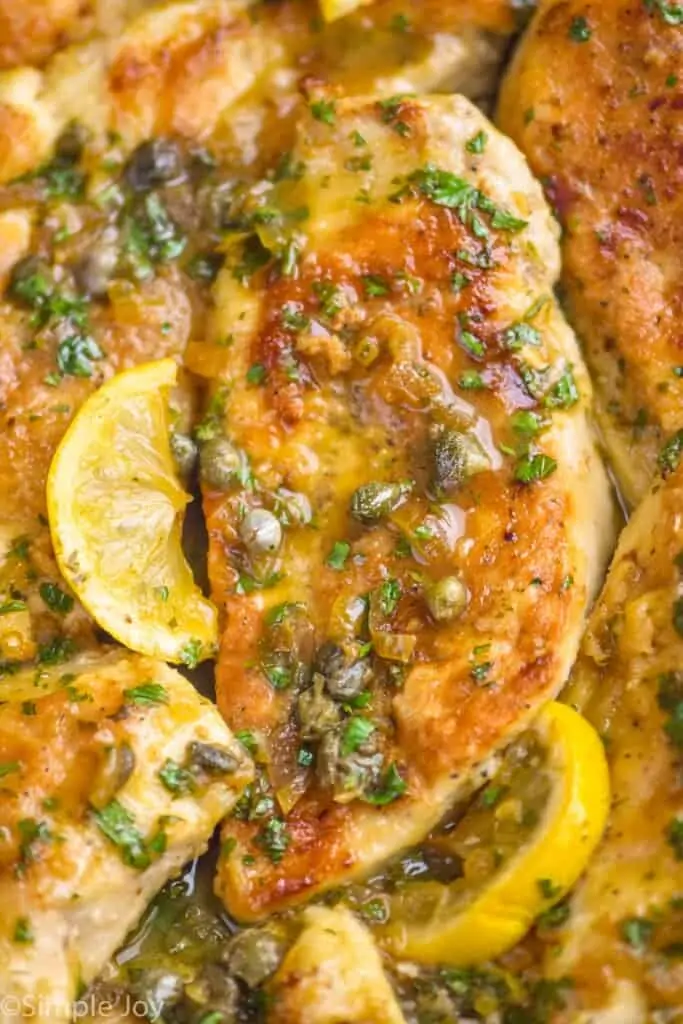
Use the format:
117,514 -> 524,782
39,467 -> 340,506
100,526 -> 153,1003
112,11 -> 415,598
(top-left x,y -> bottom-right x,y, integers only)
372,702 -> 610,965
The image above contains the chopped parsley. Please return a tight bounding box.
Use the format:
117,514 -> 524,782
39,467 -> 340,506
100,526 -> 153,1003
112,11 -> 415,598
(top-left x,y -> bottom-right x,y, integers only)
310,99 -> 337,125
362,274 -> 390,297
281,303 -> 310,332
123,682 -> 169,707
378,578 -> 402,616
459,329 -> 486,359
341,716 -> 376,755
466,131 -> 488,155
312,280 -> 344,319
480,785 -> 504,808
644,0 -> 683,24
232,235 -> 271,283
13,917 -> 33,944
537,878 -> 563,900
544,368 -> 579,409
503,321 -> 541,351
57,335 -> 104,378
39,582 -> 74,615
538,901 -> 571,929
363,762 -> 407,805
246,363 -> 267,386
515,452 -> 557,484
658,429 -> 683,476
9,259 -> 103,379
458,370 -> 486,390
409,165 -> 528,235
621,916 -> 654,951
326,540 -> 351,570
92,800 -> 151,869
158,758 -> 196,796
256,817 -> 290,862
511,410 -> 544,436
236,730 -> 258,756
37,637 -> 77,665
123,194 -> 186,282
180,638 -> 205,669
377,95 -> 413,137
17,818 -> 51,871
0,600 -> 27,615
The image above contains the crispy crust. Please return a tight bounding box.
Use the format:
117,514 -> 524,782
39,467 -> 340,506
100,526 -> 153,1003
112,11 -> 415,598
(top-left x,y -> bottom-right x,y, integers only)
498,0 -> 683,507
550,462 -> 683,1019
192,94 -> 615,920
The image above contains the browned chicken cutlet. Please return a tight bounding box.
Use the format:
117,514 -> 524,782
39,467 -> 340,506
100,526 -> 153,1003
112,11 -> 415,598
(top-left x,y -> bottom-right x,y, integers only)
498,0 -> 683,507
541,456 -> 683,1022
0,0 -> 522,184
0,0 -> 530,665
185,93 -> 614,922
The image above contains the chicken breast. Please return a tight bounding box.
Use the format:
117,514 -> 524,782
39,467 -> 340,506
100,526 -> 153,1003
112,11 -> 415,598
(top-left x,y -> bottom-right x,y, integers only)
541,458 -> 683,1022
0,650 -> 253,1024
0,0 -> 520,184
498,0 -> 683,507
0,0 -> 521,667
183,93 -> 615,921
0,251 -> 194,666
268,906 -> 406,1024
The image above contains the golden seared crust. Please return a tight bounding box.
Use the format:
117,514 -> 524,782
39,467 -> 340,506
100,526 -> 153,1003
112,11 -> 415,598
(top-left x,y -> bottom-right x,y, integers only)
498,1 -> 683,507
0,0 -> 91,70
188,94 -> 615,921
0,0 -> 517,184
547,463 -> 683,1021
0,0 -> 154,70
0,651 -> 252,1022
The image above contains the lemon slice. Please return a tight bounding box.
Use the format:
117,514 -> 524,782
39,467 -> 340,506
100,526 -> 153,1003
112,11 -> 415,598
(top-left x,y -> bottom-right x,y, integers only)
47,359 -> 217,666
377,702 -> 610,965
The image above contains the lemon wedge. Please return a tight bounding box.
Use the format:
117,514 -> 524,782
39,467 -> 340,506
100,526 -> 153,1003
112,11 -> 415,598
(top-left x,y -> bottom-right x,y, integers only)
377,702 -> 610,965
47,359 -> 217,666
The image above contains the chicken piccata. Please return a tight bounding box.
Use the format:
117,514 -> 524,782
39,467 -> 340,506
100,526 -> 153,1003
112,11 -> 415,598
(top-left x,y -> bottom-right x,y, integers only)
0,0 -> 681,1022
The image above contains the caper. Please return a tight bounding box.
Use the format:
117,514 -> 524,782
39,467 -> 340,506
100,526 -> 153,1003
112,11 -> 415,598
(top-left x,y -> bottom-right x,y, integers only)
316,729 -> 382,801
128,969 -> 184,1013
350,481 -> 411,523
74,235 -> 119,297
187,741 -> 238,775
185,964 -> 238,1017
9,256 -> 54,308
275,488 -> 312,527
199,437 -> 242,490
170,432 -> 198,479
315,641 -> 373,700
90,742 -> 136,809
226,928 -> 285,987
297,676 -> 341,740
124,138 -> 184,193
239,509 -> 282,556
426,576 -> 469,623
55,121 -> 89,164
432,428 -> 490,493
